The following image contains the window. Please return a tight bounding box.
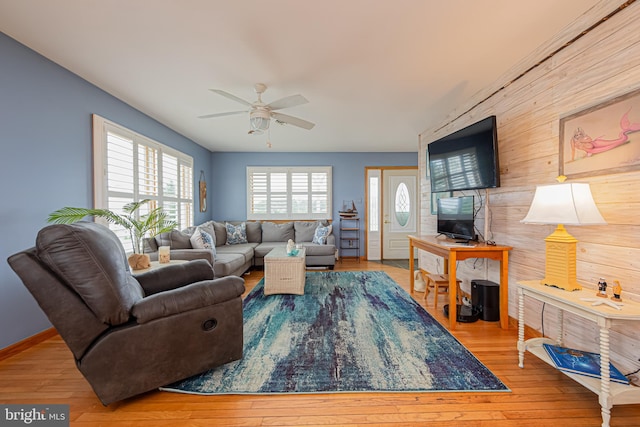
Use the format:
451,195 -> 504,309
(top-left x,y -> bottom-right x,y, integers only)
368,175 -> 379,232
93,115 -> 193,248
247,166 -> 332,220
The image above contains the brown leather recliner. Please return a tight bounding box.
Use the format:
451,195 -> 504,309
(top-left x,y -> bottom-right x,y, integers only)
7,221 -> 245,405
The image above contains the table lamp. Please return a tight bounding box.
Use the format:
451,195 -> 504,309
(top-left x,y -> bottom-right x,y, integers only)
521,178 -> 606,291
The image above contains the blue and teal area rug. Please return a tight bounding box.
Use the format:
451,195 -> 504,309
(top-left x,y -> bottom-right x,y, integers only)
162,271 -> 508,394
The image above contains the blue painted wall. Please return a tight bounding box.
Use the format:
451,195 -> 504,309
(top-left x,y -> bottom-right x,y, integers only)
0,33 -> 213,349
0,31 -> 417,350
211,152 -> 418,241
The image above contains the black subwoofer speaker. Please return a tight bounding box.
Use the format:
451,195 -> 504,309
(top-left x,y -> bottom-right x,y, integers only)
471,279 -> 500,321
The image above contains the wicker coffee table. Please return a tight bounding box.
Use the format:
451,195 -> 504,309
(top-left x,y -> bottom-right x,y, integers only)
264,247 -> 306,295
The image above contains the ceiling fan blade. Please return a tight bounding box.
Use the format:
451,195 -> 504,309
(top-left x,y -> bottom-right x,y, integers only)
198,110 -> 247,119
267,94 -> 309,111
271,112 -> 315,130
209,89 -> 253,107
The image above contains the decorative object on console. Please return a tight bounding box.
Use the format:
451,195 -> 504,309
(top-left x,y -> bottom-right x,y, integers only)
520,176 -> 606,291
612,280 -> 623,301
597,277 -> 608,298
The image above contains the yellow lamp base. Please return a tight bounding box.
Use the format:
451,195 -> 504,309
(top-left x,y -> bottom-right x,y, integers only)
541,224 -> 582,291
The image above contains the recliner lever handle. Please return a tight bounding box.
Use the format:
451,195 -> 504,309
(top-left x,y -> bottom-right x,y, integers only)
202,318 -> 218,331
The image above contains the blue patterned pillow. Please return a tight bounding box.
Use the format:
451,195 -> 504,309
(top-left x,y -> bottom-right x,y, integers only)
312,224 -> 332,244
225,222 -> 248,245
190,227 -> 216,256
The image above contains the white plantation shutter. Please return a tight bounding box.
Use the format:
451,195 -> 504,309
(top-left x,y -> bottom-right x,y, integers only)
247,167 -> 332,220
93,115 -> 194,251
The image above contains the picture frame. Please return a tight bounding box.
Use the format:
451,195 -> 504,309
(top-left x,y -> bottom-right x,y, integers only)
431,191 -> 451,215
559,87 -> 640,179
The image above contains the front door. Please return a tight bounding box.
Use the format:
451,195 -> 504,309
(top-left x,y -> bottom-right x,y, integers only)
382,168 -> 418,259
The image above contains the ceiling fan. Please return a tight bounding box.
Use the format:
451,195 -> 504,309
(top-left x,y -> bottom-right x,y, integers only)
199,83 -> 315,134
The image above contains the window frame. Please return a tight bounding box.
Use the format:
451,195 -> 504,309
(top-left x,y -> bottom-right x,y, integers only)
92,114 -> 194,235
246,166 -> 332,220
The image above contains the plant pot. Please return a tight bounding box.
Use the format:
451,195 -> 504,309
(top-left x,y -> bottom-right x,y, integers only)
128,253 -> 151,270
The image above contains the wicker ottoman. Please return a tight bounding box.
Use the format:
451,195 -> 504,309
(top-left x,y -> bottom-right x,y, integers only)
264,247 -> 307,295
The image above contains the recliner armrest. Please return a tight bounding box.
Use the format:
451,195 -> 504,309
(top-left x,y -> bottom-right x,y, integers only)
131,275 -> 245,324
135,259 -> 214,295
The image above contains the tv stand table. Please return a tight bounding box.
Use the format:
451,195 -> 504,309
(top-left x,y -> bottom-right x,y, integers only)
517,280 -> 640,427
408,235 -> 512,330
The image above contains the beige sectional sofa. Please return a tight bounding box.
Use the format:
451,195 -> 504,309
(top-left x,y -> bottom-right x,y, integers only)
144,220 -> 336,277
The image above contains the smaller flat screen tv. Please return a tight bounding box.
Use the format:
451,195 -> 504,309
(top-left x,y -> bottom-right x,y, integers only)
427,115 -> 500,193
437,196 -> 475,241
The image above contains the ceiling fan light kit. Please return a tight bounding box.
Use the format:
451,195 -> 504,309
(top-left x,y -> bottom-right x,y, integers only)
249,108 -> 271,134
199,83 -> 315,136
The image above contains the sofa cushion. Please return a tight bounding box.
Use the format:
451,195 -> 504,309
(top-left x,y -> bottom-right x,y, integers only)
155,229 -> 192,249
215,243 -> 257,264
143,237 -> 158,253
300,242 -> 336,256
225,222 -> 248,245
262,222 -> 294,242
213,253 -> 249,277
253,242 -> 286,259
36,222 -> 144,325
312,224 -> 333,244
190,227 -> 216,257
294,221 -> 320,242
213,221 -> 227,246
245,221 -> 262,243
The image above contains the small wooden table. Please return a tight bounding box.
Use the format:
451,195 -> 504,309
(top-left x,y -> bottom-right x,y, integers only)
517,280 -> 640,427
408,235 -> 512,330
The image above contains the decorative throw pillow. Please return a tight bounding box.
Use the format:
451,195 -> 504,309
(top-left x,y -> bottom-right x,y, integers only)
312,224 -> 332,244
225,222 -> 248,245
190,227 -> 216,256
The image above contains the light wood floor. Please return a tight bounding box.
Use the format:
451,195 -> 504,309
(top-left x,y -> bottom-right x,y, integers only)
2,260 -> 639,426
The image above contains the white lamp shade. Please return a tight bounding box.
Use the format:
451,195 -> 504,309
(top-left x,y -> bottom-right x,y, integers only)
521,182 -> 606,225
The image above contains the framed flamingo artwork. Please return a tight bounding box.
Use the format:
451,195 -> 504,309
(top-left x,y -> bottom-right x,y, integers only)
559,87 -> 640,179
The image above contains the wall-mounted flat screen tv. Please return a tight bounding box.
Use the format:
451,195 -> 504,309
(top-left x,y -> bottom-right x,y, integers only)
427,115 -> 500,193
437,196 -> 475,241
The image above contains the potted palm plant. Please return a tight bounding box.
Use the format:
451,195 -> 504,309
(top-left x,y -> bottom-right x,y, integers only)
48,199 -> 177,269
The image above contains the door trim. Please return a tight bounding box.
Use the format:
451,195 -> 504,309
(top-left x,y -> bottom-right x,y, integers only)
364,166 -> 418,260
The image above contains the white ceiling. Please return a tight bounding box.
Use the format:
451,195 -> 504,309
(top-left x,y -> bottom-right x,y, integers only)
0,0 -> 601,152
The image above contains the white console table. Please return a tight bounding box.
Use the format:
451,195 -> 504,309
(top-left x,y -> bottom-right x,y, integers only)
517,280 -> 640,427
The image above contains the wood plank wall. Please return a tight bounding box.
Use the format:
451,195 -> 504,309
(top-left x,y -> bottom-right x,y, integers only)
418,0 -> 640,374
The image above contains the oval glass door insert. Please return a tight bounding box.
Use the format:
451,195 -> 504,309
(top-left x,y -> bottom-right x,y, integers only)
394,183 -> 410,227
